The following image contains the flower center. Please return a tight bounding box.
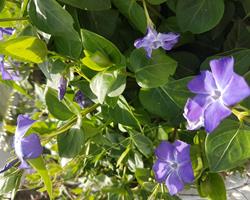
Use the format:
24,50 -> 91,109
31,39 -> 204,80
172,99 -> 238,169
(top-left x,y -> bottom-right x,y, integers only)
152,40 -> 161,49
171,162 -> 178,170
212,90 -> 221,100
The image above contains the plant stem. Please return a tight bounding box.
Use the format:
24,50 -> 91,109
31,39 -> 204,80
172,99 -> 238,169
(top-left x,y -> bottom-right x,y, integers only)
142,0 -> 154,27
43,103 -> 100,139
0,17 -> 28,22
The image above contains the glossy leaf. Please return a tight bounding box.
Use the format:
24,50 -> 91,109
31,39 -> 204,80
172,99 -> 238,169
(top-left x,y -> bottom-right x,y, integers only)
0,36 -> 47,63
81,29 -> 124,65
130,49 -> 177,88
206,120 -> 250,171
224,20 -> 250,50
139,77 -> 191,122
90,68 -> 126,103
28,156 -> 53,199
176,0 -> 224,33
59,0 -> 111,10
57,127 -> 84,158
45,87 -> 74,121
102,96 -> 139,127
111,0 -> 147,33
28,0 -> 82,58
198,173 -> 226,200
130,130 -> 153,158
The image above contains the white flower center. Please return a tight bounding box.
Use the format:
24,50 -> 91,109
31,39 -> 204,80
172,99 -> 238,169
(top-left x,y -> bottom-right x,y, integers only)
212,90 -> 221,100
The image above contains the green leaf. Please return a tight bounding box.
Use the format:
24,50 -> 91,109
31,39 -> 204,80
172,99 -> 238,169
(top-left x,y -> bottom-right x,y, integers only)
102,96 -> 139,128
135,168 -> 151,185
0,2 -> 20,27
45,87 -> 74,121
28,156 -> 53,199
0,169 -> 22,194
130,130 -> 153,158
224,20 -> 250,50
57,126 -> 84,158
139,77 -> 191,122
146,0 -> 166,5
198,173 -> 226,200
205,120 -> 250,171
176,0 -> 224,33
0,36 -> 47,63
90,68 -> 126,103
59,0 -> 111,10
81,9 -> 119,38
28,0 -> 82,58
111,0 -> 147,33
130,49 -> 177,88
81,29 -> 124,65
0,0 -> 5,12
82,50 -> 112,71
200,49 -> 250,75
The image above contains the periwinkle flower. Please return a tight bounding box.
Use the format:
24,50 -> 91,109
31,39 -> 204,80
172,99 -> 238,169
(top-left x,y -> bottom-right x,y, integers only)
0,56 -> 20,81
58,76 -> 67,101
134,26 -> 179,58
0,115 -> 43,173
0,27 -> 14,40
184,57 -> 250,133
153,140 -> 194,196
0,28 -> 19,81
74,90 -> 86,109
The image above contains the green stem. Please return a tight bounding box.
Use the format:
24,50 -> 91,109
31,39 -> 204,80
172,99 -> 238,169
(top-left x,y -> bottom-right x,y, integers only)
0,17 -> 28,22
142,0 -> 154,27
74,67 -> 91,82
123,71 -> 135,78
43,103 -> 100,139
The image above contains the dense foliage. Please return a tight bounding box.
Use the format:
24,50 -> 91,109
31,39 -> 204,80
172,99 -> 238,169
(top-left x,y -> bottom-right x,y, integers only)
0,0 -> 250,199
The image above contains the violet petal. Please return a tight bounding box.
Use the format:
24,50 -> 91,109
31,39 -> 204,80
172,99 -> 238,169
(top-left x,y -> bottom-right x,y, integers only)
222,73 -> 250,106
165,171 -> 184,196
204,101 -> 231,133
153,160 -> 172,183
210,57 -> 234,90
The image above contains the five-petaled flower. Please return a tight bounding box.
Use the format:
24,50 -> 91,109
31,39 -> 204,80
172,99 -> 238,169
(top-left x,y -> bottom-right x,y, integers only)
134,26 -> 179,58
153,140 -> 194,196
0,115 -> 43,173
184,57 -> 250,133
58,76 -> 67,101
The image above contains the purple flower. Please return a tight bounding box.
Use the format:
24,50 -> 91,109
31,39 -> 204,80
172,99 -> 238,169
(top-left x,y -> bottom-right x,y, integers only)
58,76 -> 67,101
14,115 -> 43,169
184,57 -> 250,133
74,90 -> 86,108
0,159 -> 18,173
0,27 -> 14,40
134,27 -> 179,58
153,140 -> 194,196
0,115 -> 43,173
0,56 -> 20,81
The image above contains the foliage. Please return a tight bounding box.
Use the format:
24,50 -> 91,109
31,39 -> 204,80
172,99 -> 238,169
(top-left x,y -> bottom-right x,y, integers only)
0,0 -> 249,199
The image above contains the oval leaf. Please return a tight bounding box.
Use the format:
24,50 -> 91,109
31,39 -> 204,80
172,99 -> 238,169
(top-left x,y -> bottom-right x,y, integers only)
45,87 -> 74,121
205,120 -> 250,172
176,0 -> 224,33
0,36 -> 47,63
130,49 -> 177,88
